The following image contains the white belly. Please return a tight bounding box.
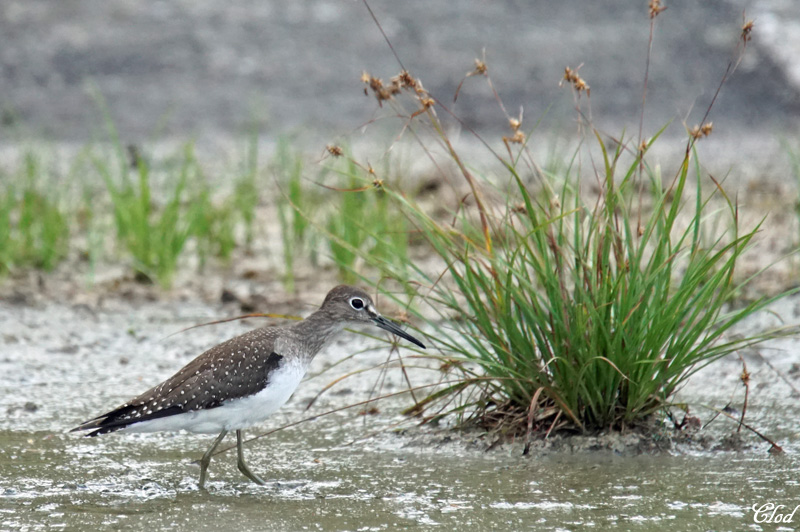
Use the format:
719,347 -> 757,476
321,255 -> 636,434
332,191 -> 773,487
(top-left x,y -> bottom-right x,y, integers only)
120,362 -> 307,434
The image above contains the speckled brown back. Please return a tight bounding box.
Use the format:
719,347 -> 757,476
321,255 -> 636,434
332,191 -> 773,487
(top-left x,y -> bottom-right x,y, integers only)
73,327 -> 284,436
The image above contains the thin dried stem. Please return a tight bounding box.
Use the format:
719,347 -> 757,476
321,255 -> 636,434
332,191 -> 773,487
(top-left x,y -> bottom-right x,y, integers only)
736,353 -> 750,434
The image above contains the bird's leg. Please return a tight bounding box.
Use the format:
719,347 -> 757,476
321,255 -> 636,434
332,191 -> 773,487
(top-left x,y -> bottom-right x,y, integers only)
198,430 -> 228,489
236,429 -> 266,485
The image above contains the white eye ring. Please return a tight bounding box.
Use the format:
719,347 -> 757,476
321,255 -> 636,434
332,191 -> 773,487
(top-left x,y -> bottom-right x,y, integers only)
349,297 -> 365,310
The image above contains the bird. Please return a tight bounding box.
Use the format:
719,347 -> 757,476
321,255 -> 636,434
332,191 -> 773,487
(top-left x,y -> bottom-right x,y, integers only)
71,285 -> 425,488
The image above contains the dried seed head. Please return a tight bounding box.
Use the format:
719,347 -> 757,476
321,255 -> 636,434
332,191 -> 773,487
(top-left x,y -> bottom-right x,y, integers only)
419,96 -> 435,109
648,0 -> 666,19
509,117 -> 521,131
689,122 -> 713,139
512,203 -> 527,215
326,145 -> 344,157
473,58 -> 488,76
369,76 -> 385,90
740,367 -> 750,384
372,178 -> 384,189
573,78 -> 590,95
396,70 -> 418,89
561,66 -> 590,95
361,71 -> 372,97
361,71 -> 395,105
742,20 -> 754,42
503,130 -> 526,145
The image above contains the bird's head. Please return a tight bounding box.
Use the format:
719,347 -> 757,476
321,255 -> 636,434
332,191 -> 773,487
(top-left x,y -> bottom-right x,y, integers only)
320,285 -> 425,349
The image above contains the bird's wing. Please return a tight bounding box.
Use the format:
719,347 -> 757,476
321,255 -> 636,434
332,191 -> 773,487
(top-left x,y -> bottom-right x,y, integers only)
71,327 -> 284,436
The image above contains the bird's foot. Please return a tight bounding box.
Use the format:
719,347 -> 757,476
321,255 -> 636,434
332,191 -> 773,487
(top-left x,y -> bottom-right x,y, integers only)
237,461 -> 267,486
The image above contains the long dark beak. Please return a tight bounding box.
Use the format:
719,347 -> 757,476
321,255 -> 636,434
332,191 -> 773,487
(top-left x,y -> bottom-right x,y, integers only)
371,315 -> 426,349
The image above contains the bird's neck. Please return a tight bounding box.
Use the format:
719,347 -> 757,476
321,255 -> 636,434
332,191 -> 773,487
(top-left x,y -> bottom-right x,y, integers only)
288,309 -> 346,363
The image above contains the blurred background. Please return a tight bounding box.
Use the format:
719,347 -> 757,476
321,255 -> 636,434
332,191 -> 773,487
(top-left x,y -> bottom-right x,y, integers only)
1,0 -> 798,164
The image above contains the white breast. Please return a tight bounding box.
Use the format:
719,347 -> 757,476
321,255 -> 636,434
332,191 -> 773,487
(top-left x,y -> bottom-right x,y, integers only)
121,361 -> 308,434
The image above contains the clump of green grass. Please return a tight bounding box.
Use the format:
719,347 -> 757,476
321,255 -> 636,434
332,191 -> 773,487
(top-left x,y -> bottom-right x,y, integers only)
82,93 -> 258,287
234,133 -> 261,252
326,159 -> 370,284
273,137 -> 315,293
192,183 -> 237,268
186,137 -> 264,269
322,151 -> 410,283
92,143 -> 197,287
270,141 -> 411,288
346,5 -> 795,440
0,152 -> 69,273
406,134 -> 792,432
0,127 -> 267,288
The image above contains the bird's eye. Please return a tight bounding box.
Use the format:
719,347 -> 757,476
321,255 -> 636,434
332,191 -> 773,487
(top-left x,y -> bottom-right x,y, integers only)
349,297 -> 364,310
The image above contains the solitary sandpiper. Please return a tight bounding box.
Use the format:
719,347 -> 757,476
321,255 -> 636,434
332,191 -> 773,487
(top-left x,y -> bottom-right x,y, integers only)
71,285 -> 425,488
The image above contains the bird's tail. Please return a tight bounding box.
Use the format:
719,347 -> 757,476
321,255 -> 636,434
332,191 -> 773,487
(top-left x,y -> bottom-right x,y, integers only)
70,404 -> 181,436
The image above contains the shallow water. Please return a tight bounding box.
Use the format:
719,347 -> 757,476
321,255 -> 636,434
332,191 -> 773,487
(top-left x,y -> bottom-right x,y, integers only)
3,423 -> 800,531
2,299 -> 800,531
